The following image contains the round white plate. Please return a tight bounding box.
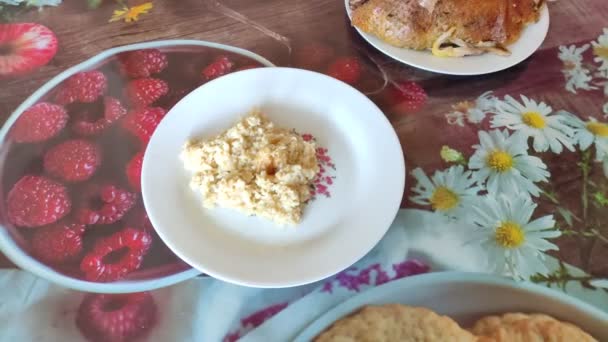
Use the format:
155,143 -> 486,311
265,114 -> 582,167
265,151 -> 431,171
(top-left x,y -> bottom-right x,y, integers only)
294,272 -> 608,341
344,1 -> 550,75
142,67 -> 405,288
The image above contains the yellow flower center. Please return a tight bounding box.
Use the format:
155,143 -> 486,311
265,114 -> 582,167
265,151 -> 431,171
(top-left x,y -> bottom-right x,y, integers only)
486,150 -> 514,172
522,111 -> 546,129
430,186 -> 459,211
593,45 -> 608,59
495,221 -> 525,248
452,100 -> 474,113
586,121 -> 608,137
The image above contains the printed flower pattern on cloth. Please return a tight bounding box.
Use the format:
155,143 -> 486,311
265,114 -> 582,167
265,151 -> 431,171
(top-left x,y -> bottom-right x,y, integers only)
557,28 -> 608,118
302,134 -> 336,199
468,194 -> 560,280
320,259 -> 430,294
491,95 -> 575,153
445,91 -> 497,126
561,112 -> 608,175
592,28 -> 608,77
557,44 -> 596,93
224,302 -> 289,342
468,129 -> 549,197
410,165 -> 480,220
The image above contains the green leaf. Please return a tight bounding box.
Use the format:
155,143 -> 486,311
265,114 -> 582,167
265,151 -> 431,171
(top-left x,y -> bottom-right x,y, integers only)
87,0 -> 102,8
557,207 -> 573,227
593,192 -> 608,207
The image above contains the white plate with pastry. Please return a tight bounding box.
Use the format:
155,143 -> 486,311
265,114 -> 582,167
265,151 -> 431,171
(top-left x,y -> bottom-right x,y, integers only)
142,67 -> 405,288
345,0 -> 550,75
294,272 -> 608,341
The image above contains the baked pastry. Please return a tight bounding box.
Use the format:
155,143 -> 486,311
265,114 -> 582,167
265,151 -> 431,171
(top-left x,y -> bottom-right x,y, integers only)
350,0 -> 544,57
471,312 -> 598,342
314,304 -> 478,342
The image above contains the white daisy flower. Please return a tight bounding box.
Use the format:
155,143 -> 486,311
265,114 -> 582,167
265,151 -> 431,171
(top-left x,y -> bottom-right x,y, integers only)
410,165 -> 480,220
557,44 -> 596,93
592,28 -> 608,77
445,91 -> 497,126
468,194 -> 560,279
469,129 -> 550,197
561,112 -> 608,160
491,95 -> 575,153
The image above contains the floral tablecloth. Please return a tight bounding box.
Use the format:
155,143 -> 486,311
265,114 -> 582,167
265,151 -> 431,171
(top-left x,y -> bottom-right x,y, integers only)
0,0 -> 607,341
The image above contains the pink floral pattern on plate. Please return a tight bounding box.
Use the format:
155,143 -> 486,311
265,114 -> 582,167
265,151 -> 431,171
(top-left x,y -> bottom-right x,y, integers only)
302,133 -> 336,199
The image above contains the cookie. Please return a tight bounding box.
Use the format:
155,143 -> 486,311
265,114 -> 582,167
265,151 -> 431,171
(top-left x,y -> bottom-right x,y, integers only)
471,313 -> 598,342
314,304 -> 477,342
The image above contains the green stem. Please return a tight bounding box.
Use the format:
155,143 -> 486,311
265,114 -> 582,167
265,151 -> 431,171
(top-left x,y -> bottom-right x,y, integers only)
580,149 -> 592,222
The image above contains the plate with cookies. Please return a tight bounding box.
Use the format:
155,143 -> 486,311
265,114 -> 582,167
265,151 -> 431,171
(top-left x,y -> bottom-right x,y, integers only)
294,272 -> 608,341
141,67 -> 405,288
345,0 -> 550,75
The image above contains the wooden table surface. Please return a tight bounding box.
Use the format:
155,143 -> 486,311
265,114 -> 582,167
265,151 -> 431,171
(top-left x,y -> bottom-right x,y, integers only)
1,0 -> 608,283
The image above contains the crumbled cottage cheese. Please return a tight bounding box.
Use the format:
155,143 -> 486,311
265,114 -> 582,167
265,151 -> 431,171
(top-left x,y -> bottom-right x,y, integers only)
180,110 -> 318,225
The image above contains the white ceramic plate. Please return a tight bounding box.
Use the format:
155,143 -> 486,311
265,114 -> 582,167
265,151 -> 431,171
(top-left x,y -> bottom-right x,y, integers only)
294,272 -> 608,341
142,67 -> 405,288
344,1 -> 550,75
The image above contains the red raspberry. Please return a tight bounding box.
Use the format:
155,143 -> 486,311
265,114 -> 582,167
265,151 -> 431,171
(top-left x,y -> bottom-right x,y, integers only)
118,49 -> 168,78
55,71 -> 107,105
327,57 -> 361,85
386,81 -> 427,113
76,292 -> 156,342
293,42 -> 335,70
80,228 -> 152,282
43,139 -> 101,182
11,102 -> 68,143
31,222 -> 85,264
72,97 -> 127,136
125,78 -> 168,108
7,175 -> 71,228
126,152 -> 144,191
122,107 -> 166,145
201,55 -> 234,81
76,185 -> 137,225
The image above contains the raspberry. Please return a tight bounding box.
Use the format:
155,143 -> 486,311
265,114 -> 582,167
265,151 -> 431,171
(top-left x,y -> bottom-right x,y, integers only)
43,139 -> 101,182
118,49 -> 168,78
7,175 -> 71,228
72,97 -> 127,136
126,152 -> 144,191
76,185 -> 137,225
76,292 -> 156,342
293,42 -> 334,70
11,102 -> 68,143
327,57 -> 361,85
80,228 -> 152,282
122,107 -> 166,145
125,78 -> 168,108
387,81 -> 427,113
31,222 -> 85,264
55,71 -> 107,105
201,55 -> 234,81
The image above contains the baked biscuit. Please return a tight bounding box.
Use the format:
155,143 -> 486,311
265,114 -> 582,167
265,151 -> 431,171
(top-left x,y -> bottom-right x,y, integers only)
314,304 -> 477,342
471,313 -> 598,342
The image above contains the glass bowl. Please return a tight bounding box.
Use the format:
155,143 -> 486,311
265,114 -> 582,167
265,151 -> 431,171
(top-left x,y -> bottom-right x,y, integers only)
0,40 -> 274,293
